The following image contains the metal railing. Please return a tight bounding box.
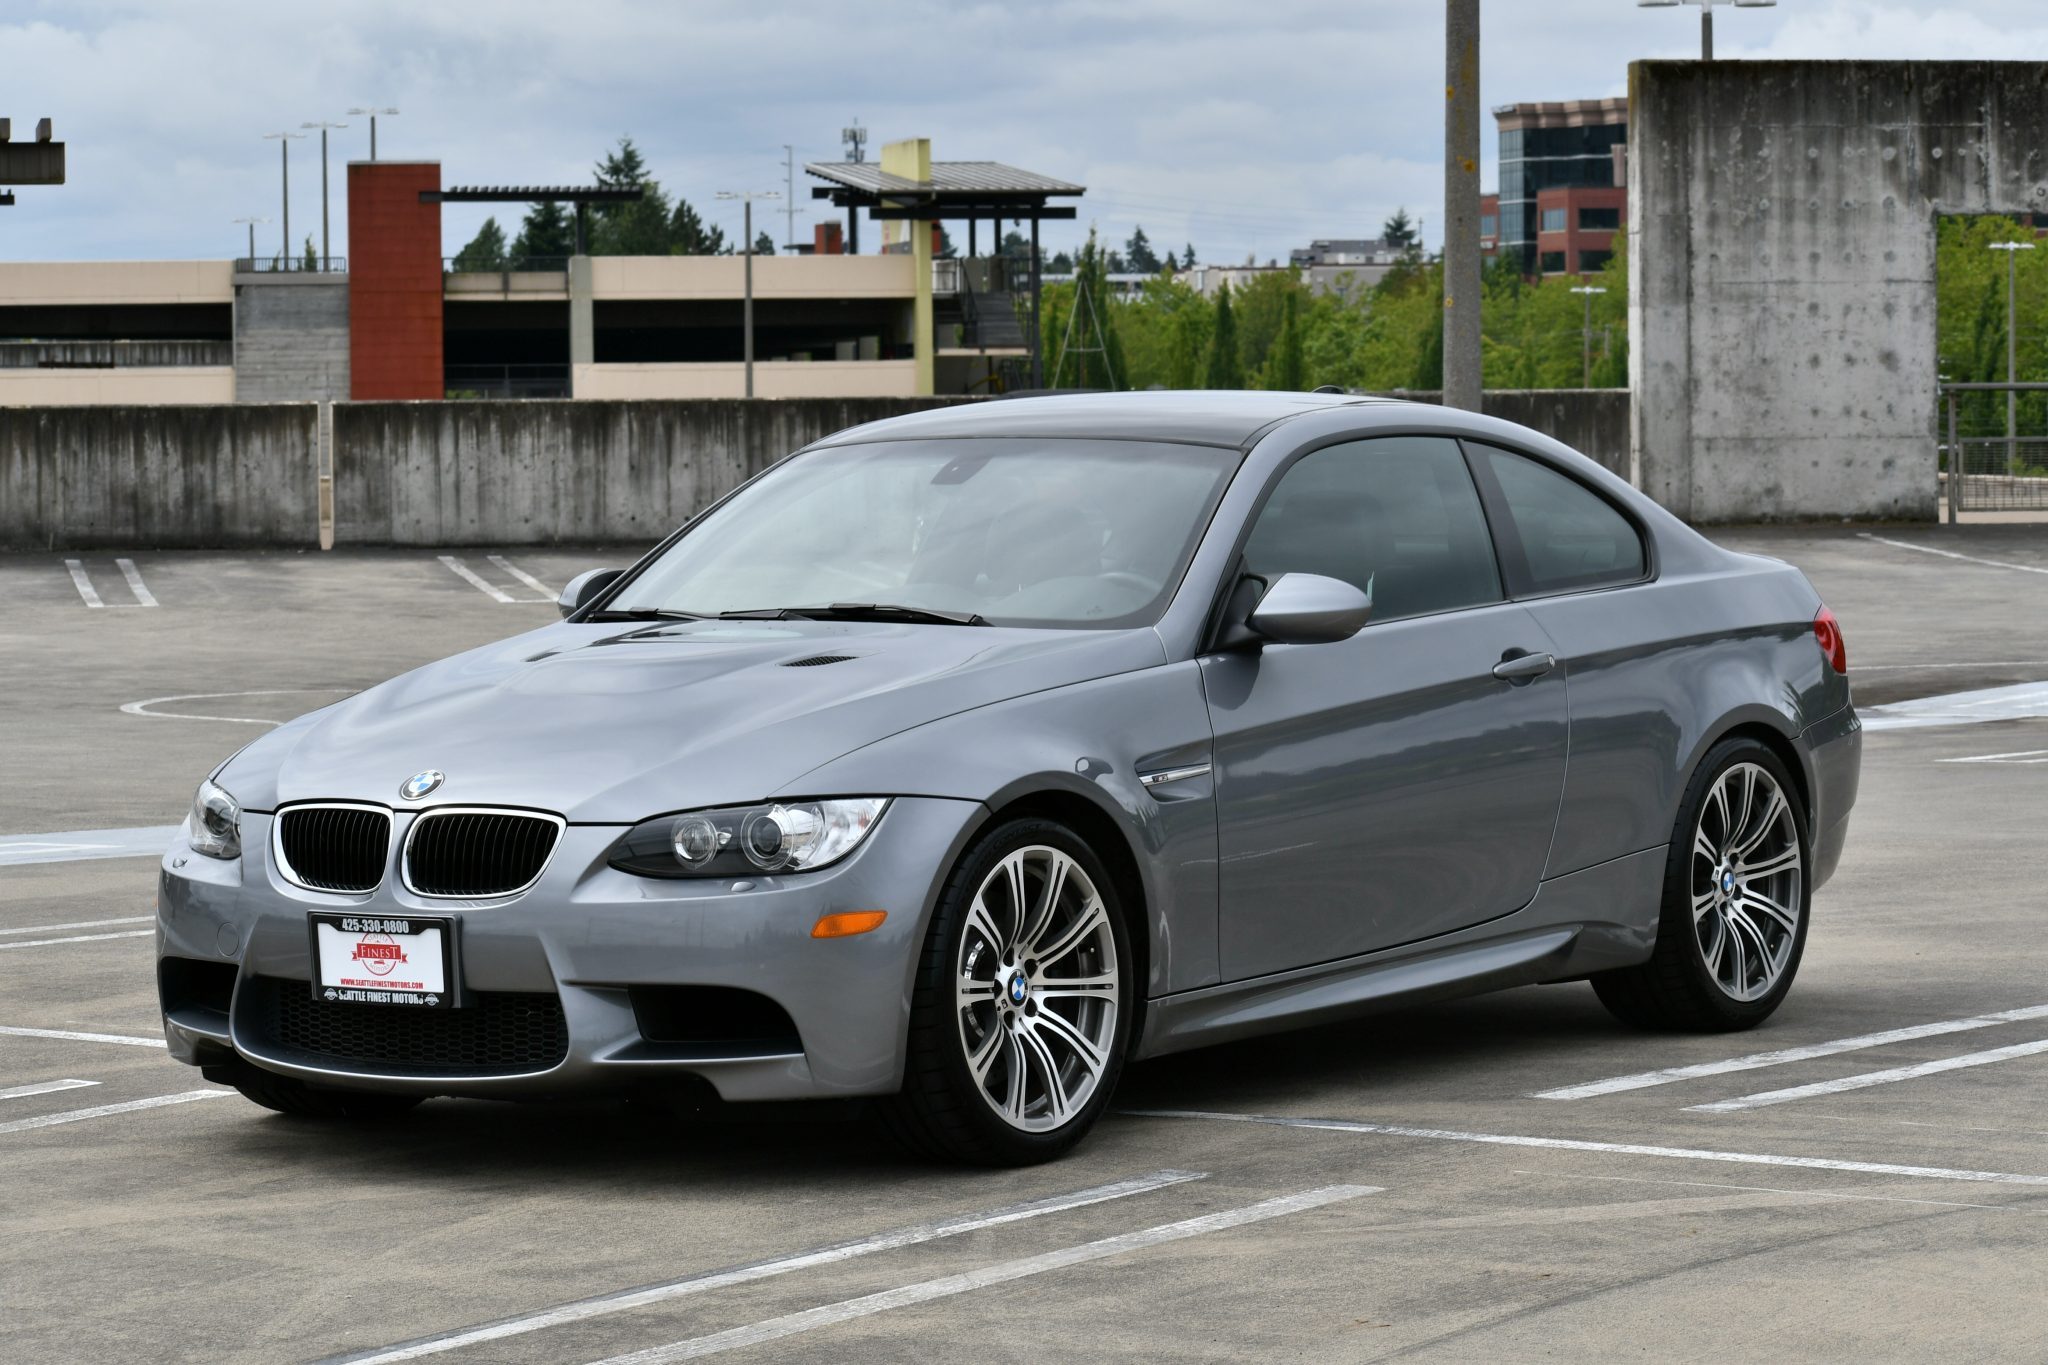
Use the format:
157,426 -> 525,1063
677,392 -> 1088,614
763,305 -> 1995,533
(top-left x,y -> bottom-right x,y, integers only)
1939,382 -> 2048,518
236,256 -> 346,274
443,256 -> 571,275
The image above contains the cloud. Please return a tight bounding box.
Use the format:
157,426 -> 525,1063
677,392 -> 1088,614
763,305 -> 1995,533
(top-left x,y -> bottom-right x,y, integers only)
0,1 -> 2040,264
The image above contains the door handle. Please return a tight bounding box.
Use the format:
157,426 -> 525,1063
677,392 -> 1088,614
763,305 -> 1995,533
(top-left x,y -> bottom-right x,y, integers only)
1492,650 -> 1556,684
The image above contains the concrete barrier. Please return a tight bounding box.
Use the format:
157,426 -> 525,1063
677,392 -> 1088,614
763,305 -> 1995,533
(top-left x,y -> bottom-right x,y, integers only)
1369,389 -> 1631,475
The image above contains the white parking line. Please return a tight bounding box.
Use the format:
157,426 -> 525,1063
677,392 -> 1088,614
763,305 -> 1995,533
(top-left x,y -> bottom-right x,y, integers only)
0,1025 -> 167,1048
1858,532 -> 2048,576
328,1169 -> 1207,1365
63,559 -> 105,608
0,1079 -> 98,1102
1939,748 -> 2048,765
1854,660 -> 2048,671
0,1089 -> 229,1136
1688,1037 -> 2048,1113
1861,681 -> 2048,731
584,1185 -> 1378,1365
0,916 -> 152,937
0,930 -> 153,952
0,826 -> 181,865
1531,1003 -> 2048,1100
1126,1110 -> 2048,1187
487,555 -> 555,599
437,555 -> 547,604
115,558 -> 158,607
1514,1169 -> 2016,1213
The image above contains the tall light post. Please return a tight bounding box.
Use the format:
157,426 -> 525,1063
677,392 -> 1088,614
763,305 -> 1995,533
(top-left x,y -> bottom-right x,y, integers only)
346,107 -> 399,160
232,216 -> 270,263
1570,284 -> 1608,388
302,121 -> 347,270
1989,239 -> 2037,472
717,189 -> 781,397
261,131 -> 305,264
1636,0 -> 1776,60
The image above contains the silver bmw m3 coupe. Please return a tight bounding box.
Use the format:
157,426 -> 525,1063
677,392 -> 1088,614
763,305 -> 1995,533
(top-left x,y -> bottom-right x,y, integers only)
157,392 -> 1861,1164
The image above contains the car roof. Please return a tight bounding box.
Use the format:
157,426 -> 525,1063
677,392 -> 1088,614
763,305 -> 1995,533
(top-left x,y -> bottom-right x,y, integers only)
809,390 -> 1416,451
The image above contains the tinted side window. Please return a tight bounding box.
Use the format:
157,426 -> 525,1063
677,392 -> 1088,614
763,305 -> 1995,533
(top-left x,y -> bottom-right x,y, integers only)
1474,445 -> 1646,593
1242,436 -> 1502,623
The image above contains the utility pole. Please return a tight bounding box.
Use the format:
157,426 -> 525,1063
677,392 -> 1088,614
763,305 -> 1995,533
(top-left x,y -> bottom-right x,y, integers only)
841,120 -> 866,254
302,121 -> 347,270
232,216 -> 270,263
262,131 -> 304,264
718,190 -> 781,397
1990,239 -> 2036,473
781,145 -> 805,251
347,107 -> 399,160
1570,284 -> 1608,388
1442,0 -> 1482,411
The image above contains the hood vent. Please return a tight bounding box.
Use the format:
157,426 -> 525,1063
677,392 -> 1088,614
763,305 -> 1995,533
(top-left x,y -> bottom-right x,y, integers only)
782,654 -> 858,668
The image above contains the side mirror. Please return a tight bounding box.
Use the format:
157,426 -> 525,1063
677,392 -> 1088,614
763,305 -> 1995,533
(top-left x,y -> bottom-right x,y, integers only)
557,567 -> 624,619
1246,572 -> 1371,645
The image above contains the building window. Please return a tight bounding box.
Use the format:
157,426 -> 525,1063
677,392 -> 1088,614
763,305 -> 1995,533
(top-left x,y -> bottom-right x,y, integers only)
1578,206 -> 1621,231
1577,249 -> 1613,273
1479,214 -> 1497,238
1539,251 -> 1568,275
1540,207 -> 1567,233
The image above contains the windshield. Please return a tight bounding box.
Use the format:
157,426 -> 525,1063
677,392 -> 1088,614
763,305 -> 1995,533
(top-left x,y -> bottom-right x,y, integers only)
605,438 -> 1242,629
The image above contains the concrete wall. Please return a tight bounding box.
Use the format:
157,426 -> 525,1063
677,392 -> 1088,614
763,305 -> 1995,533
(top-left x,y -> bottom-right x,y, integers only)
1368,389 -> 1632,475
571,359 -> 919,400
588,254 -> 915,301
233,274 -> 350,403
1630,60 -> 2048,521
0,404 -> 314,549
0,260 -> 231,306
0,368 -> 236,407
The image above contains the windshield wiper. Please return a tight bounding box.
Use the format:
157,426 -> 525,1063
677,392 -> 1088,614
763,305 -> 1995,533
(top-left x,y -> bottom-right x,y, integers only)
582,607 -> 707,622
719,603 -> 988,626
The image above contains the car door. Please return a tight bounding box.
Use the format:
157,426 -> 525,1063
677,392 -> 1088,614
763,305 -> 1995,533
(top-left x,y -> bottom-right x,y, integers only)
1200,435 -> 1570,982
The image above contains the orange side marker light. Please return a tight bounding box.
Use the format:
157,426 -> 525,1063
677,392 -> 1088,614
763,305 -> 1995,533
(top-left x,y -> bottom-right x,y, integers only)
812,910 -> 888,939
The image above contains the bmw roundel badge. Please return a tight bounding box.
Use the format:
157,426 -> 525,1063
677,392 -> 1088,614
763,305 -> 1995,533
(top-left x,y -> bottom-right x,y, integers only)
400,770 -> 445,801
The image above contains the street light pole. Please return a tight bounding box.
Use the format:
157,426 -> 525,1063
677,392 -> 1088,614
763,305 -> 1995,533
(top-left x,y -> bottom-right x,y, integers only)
302,121 -> 347,270
717,190 -> 781,398
1635,0 -> 1777,61
1570,284 -> 1609,388
262,131 -> 305,264
232,217 -> 270,263
1989,239 -> 2036,472
347,107 -> 399,160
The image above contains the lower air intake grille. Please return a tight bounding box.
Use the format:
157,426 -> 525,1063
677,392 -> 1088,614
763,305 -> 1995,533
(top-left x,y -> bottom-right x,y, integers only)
240,976 -> 568,1077
405,809 -> 562,897
276,805 -> 392,892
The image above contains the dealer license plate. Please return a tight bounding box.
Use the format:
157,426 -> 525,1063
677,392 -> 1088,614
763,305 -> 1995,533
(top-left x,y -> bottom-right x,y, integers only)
308,913 -> 457,1008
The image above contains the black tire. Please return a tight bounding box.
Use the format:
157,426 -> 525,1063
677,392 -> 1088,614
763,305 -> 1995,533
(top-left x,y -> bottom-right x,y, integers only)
883,817 -> 1133,1166
1593,737 -> 1812,1032
228,1069 -> 427,1120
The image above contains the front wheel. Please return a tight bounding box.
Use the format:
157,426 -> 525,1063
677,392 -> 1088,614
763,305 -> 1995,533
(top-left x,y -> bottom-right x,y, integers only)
1593,738 -> 1811,1032
885,818 -> 1132,1165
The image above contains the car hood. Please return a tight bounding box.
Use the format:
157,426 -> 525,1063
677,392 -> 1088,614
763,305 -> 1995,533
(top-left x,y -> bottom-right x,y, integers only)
219,618 -> 1165,822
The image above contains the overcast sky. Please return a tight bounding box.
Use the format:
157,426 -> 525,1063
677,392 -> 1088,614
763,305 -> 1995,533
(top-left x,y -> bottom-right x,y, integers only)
7,1 -> 2048,265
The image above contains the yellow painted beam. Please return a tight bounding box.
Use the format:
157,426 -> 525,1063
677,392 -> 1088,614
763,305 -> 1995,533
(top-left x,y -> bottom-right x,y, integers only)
881,137 -> 934,396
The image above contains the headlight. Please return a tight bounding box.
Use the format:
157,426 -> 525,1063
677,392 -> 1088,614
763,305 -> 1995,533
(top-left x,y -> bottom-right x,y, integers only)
186,778 -> 241,860
609,798 -> 889,878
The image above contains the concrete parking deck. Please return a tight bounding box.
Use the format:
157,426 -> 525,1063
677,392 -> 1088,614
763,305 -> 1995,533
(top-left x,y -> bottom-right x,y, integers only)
2,525 -> 2045,1362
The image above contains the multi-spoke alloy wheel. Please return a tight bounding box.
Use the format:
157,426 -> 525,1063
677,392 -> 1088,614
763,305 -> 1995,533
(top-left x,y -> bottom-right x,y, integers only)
889,818 -> 1130,1164
1592,739 -> 1811,1033
954,845 -> 1120,1132
1690,761 -> 1803,1002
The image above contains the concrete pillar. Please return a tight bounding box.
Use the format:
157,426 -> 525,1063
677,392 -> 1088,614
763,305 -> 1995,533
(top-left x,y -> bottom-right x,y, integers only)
882,137 -> 934,397
1442,0 -> 1482,411
345,160 -> 442,400
568,254 -> 594,397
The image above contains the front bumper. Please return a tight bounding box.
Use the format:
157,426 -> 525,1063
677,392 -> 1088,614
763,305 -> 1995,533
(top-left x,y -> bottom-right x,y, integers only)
155,796 -> 983,1101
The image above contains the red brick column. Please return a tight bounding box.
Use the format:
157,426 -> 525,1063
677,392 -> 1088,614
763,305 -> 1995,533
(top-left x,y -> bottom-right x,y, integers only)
348,161 -> 443,398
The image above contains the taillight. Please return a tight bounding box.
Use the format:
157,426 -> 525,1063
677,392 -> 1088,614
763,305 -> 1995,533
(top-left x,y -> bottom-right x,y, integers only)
1813,606 -> 1847,674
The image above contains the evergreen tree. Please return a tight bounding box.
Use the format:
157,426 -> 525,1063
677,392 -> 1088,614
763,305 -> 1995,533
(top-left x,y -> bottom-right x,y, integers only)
1046,230 -> 1126,390
1124,225 -> 1161,274
302,234 -> 318,271
1182,243 -> 1198,270
589,136 -> 675,254
1383,207 -> 1418,251
1262,291 -> 1306,390
669,197 -> 727,255
1049,250 -> 1074,273
511,201 -> 575,260
935,225 -> 957,260
1204,281 -> 1243,388
453,216 -> 509,271
753,230 -> 775,256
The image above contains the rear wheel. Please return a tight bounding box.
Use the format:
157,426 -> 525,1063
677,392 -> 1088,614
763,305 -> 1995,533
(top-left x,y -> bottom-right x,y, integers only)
1593,738 -> 1810,1032
223,1068 -> 426,1120
885,818 -> 1131,1165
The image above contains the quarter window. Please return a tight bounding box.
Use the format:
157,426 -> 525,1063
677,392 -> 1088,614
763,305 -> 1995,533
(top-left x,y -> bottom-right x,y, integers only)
1472,445 -> 1646,593
1242,437 -> 1503,623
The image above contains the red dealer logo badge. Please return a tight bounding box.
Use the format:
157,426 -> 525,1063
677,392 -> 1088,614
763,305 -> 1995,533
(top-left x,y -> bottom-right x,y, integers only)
351,934 -> 408,977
